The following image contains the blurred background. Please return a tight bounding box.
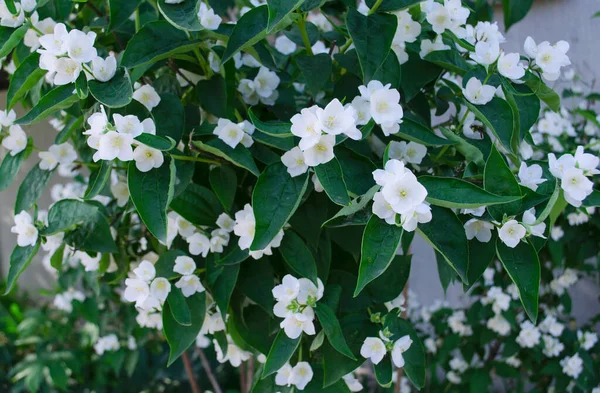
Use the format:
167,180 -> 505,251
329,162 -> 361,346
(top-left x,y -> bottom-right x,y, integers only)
1,0 -> 600,322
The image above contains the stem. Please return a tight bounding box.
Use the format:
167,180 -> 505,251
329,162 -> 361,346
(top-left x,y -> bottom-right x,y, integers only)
339,38 -> 353,54
368,0 -> 385,14
246,357 -> 254,393
240,362 -> 247,393
134,9 -> 141,32
197,348 -> 224,393
170,154 -> 221,165
297,17 -> 314,56
74,160 -> 100,168
182,351 -> 201,393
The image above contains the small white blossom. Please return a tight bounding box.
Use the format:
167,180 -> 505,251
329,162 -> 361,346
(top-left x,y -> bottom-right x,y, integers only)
463,77 -> 496,105
133,85 -> 161,111
498,220 -> 526,248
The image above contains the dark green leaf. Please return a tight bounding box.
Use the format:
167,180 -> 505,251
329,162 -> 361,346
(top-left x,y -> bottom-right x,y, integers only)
153,93 -> 185,142
248,108 -> 293,137
374,356 -> 393,386
158,0 -> 204,31
88,68 -> 133,108
314,158 -> 351,206
196,74 -> 229,119
6,52 -> 47,110
209,166 -> 237,211
4,242 -> 40,295
109,0 -> 143,30
164,291 -> 206,366
193,139 -> 260,176
15,165 -> 54,214
0,137 -> 32,191
251,162 -> 309,250
167,288 -> 192,326
296,53 -> 333,96
523,72 -> 560,112
135,133 -> 176,151
15,84 -> 79,125
502,0 -> 533,31
425,50 -> 473,75
212,262 -> 240,317
395,117 -> 455,146
267,0 -> 304,31
262,330 -> 301,378
383,314 -> 426,389
366,254 -> 411,303
315,303 -> 356,360
279,230 -> 319,285
365,0 -> 421,12
170,183 -> 222,226
84,160 -> 112,199
483,144 -> 522,220
466,97 -> 515,153
0,25 -> 28,59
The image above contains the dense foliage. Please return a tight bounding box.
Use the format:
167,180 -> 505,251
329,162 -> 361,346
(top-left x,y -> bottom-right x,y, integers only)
0,0 -> 599,392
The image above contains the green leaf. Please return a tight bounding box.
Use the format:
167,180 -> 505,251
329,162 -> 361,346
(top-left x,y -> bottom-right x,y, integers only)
209,166 -> 237,211
47,362 -> 68,390
496,239 -> 540,323
438,127 -> 484,166
436,250 -> 455,294
128,157 -> 176,243
6,52 -> 47,110
395,116 -> 455,146
163,291 -> 206,366
248,108 -> 293,137
166,288 -> 192,326
484,144 -> 523,220
417,206 -> 469,284
0,137 -> 32,191
15,84 -> 79,125
366,254 -> 411,303
84,160 -> 112,199
196,74 -> 230,119
4,242 -> 40,295
251,162 -> 309,250
155,249 -> 188,279
296,53 -> 333,96
466,97 -> 515,153
523,72 -> 560,112
192,139 -> 260,176
314,158 -> 351,206
108,0 -> 143,30
135,133 -> 176,151
424,50 -> 473,75
267,0 -> 304,31
262,330 -> 301,378
0,25 -> 28,59
158,0 -> 204,31
465,235 -> 496,290
374,356 -> 393,386
400,55 -> 441,102
346,8 -> 397,82
211,262 -> 240,318
43,199 -> 118,253
336,147 -> 377,195
50,243 -> 66,271
365,0 -> 421,12
279,230 -> 319,285
419,176 -> 521,209
75,72 -> 88,99
383,314 -> 426,389
502,0 -> 533,31
170,183 -> 223,226
14,165 -> 54,214
583,189 -> 600,207
315,304 -> 356,360
153,93 -> 185,142
322,185 -> 378,227
88,68 -> 133,108
121,21 -> 203,68
355,215 -> 403,296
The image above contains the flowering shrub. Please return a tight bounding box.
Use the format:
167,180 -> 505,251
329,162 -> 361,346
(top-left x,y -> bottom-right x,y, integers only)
0,0 -> 599,392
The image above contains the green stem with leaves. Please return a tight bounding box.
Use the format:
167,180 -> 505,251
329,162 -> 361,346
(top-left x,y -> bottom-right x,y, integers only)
298,17 -> 314,56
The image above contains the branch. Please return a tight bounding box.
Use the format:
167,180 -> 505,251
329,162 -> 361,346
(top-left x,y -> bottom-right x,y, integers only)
182,351 -> 201,393
196,348 -> 224,393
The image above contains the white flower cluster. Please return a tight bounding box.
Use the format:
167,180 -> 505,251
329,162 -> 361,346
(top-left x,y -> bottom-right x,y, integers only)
390,10 -> 421,64
172,256 -> 205,297
272,274 -> 324,339
566,207 -> 595,226
213,118 -> 255,149
578,330 -> 598,351
276,361 -> 314,390
37,23 -> 117,85
549,146 -> 598,207
1,109 -> 28,156
386,140 -> 427,166
124,260 -> 171,311
165,211 -> 235,258
481,287 -> 511,336
132,84 -> 162,111
371,159 -> 432,231
356,80 -> 404,136
11,211 -> 38,247
84,105 -> 164,172
53,288 -> 85,313
93,334 -> 120,356
549,268 -> 578,296
524,37 -> 571,81
238,66 -> 281,106
234,204 -> 284,259
342,372 -> 363,392
38,142 -> 77,171
518,162 -> 546,191
447,356 -> 470,384
360,332 -> 413,368
196,2 -> 221,30
560,353 -> 583,379
0,0 -> 35,27
447,310 -> 472,337
214,334 -> 252,367
516,320 -> 541,348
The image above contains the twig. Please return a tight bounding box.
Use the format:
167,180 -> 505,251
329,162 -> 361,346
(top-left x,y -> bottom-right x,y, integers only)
169,59 -> 195,86
240,361 -> 247,393
182,351 -> 201,393
246,357 -> 254,392
197,348 -> 224,393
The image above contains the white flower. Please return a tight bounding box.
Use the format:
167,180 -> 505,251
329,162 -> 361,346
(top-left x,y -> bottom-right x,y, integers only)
216,213 -> 235,232
175,275 -> 205,297
173,256 -> 196,275
272,275 -> 300,303
133,145 -> 164,172
498,220 -> 526,248
368,86 -> 403,127
534,40 -> 571,81
522,208 -> 546,238
280,308 -> 316,339
548,153 -> 575,179
542,335 -> 564,357
38,23 -> 69,55
448,310 -> 473,336
94,334 -> 120,356
302,134 -> 335,167
498,52 -> 525,80
39,150 -> 58,170
487,313 -> 511,336
470,40 -> 500,66
381,170 -> 428,215
214,336 -> 252,367
133,85 -> 161,111
111,182 -> 129,207
360,337 -> 386,365
373,158 -> 409,187
95,131 -> 134,162
464,219 -> 493,242
150,277 -> 171,302
574,145 -> 600,175
462,77 -> 496,105
372,191 -> 396,224
516,321 -> 541,348
275,363 -> 293,386
316,99 -> 361,140
387,141 -> 427,165
133,260 -> 156,282
449,357 -> 468,373
53,57 -> 81,85
254,66 -> 280,98
281,147 -> 308,177
561,167 -> 593,206
550,226 -> 564,241
0,108 -> 17,127
124,278 -> 150,306
210,229 -> 230,253
394,10 -> 421,43
66,29 -> 97,63
213,118 -> 245,149
275,35 -> 297,55
289,362 -> 314,390
419,35 -> 450,58
518,163 -> 546,191
113,114 -> 143,137
426,2 -> 453,34
187,232 -> 211,257
540,315 -> 564,337
560,354 -> 583,379
391,335 -> 413,368
297,278 -> 324,304
197,3 -> 222,30
176,215 -> 196,238
400,202 -> 432,232
11,211 -> 38,247
343,373 -> 363,392
349,96 -> 371,126
2,125 -> 27,156
578,330 -> 598,350
92,55 -> 117,82
49,143 -> 77,165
